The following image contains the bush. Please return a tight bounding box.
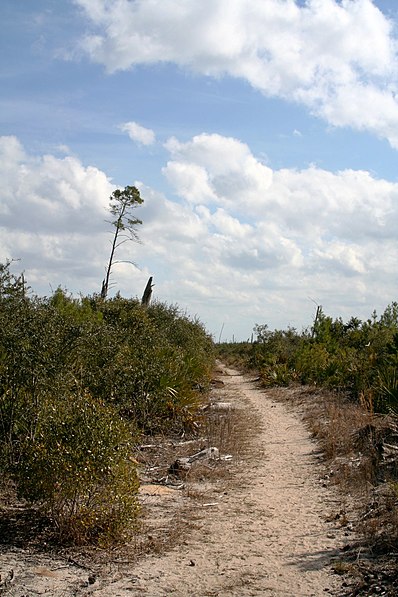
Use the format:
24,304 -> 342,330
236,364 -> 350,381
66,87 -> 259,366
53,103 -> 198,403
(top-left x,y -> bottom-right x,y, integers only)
74,297 -> 214,434
216,304 -> 398,413
259,362 -> 294,387
14,388 -> 139,545
0,262 -> 215,544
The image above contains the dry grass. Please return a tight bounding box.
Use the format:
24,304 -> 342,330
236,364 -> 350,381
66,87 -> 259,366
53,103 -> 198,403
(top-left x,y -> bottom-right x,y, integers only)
123,377 -> 259,560
268,383 -> 398,596
0,370 -> 253,578
270,385 -> 382,493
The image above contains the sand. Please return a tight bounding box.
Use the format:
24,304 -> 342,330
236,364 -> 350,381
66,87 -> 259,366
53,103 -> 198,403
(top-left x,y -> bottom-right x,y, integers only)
0,364 -> 348,596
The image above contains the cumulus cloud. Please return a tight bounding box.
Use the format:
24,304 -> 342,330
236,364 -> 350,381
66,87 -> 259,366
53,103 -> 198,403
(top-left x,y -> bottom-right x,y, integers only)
75,0 -> 398,147
158,131 -> 398,334
119,121 -> 156,145
0,136 -> 117,293
0,136 -> 113,233
163,132 -> 398,241
163,133 -> 273,211
1,133 -> 398,339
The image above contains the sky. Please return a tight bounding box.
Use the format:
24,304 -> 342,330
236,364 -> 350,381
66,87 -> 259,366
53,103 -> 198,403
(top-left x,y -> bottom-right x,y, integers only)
1,0 -> 398,341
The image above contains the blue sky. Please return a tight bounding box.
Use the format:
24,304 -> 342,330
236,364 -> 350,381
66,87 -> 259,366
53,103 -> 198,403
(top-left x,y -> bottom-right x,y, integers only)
1,0 -> 398,340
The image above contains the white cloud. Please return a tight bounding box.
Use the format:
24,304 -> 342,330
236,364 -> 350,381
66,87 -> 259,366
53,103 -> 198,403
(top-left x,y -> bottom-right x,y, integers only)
163,161 -> 217,205
158,131 -> 398,335
1,133 -> 398,339
0,135 -> 117,293
313,241 -> 367,276
56,144 -> 72,155
163,133 -> 273,211
75,0 -> 398,147
162,133 -> 397,242
119,121 -> 156,145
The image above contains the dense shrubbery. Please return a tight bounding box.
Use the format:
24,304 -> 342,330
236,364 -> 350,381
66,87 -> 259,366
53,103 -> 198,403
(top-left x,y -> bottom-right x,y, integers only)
218,304 -> 398,413
0,262 -> 214,544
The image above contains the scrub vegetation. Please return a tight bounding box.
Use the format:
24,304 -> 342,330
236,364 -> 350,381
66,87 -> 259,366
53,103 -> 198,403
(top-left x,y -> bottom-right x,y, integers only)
3,243 -> 398,596
218,304 -> 398,593
218,303 -> 398,415
0,260 -> 214,545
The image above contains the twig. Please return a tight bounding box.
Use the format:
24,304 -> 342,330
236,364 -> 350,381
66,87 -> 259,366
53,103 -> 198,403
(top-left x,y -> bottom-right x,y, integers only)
67,557 -> 91,570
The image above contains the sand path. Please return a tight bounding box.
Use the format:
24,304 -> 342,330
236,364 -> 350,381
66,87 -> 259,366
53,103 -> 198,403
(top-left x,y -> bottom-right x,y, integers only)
1,364 -> 348,596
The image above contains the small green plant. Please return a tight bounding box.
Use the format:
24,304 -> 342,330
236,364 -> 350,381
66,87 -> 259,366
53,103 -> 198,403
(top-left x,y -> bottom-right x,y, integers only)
259,362 -> 294,387
375,366 -> 398,414
15,388 -> 139,545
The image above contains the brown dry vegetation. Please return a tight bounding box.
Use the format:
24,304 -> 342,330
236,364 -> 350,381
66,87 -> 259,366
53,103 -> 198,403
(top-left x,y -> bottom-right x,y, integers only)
0,373 -> 257,594
130,387 -> 257,557
2,352 -> 398,594
267,384 -> 398,596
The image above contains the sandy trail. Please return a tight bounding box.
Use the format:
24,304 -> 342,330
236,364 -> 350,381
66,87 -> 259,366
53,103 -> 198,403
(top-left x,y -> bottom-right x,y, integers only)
1,364 -> 348,596
93,365 -> 348,596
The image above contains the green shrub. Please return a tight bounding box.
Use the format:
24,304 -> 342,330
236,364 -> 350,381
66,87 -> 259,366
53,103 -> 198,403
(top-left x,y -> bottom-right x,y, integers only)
92,297 -> 214,433
217,304 -> 398,414
374,366 -> 398,414
294,343 -> 331,384
14,388 -> 139,545
0,262 -> 216,545
259,362 -> 295,387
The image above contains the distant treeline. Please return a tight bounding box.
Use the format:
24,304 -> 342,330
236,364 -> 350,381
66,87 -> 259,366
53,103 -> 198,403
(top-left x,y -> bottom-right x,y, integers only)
218,304 -> 398,414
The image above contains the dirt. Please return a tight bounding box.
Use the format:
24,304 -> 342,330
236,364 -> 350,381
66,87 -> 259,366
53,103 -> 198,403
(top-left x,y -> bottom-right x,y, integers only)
0,364 -> 351,596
